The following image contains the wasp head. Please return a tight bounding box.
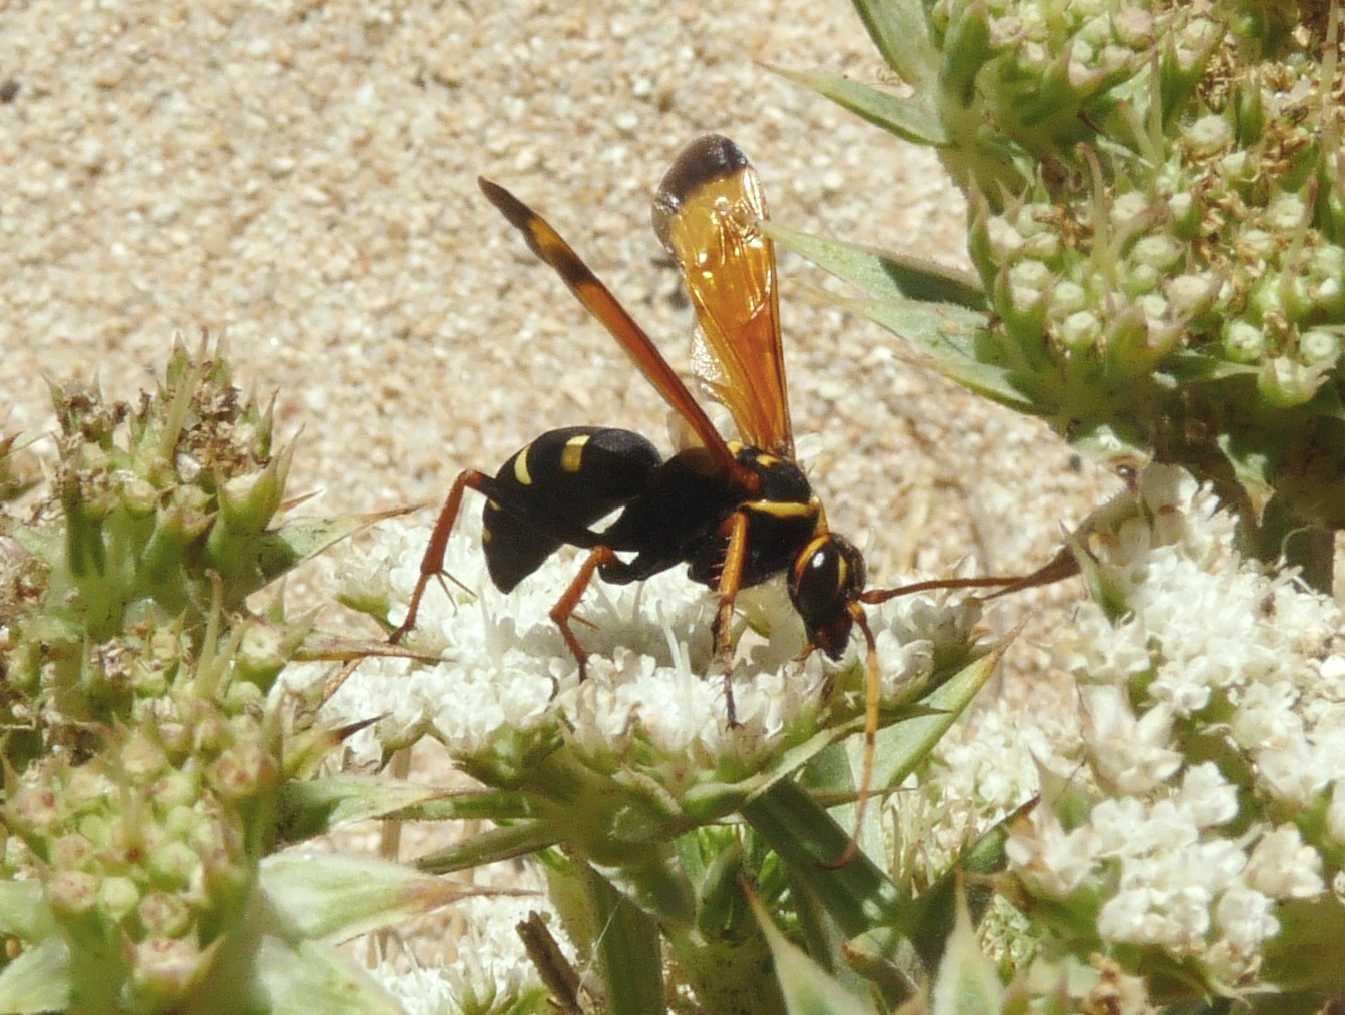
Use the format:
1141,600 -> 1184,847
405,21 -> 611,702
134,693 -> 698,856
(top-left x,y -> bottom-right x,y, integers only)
788,533 -> 867,659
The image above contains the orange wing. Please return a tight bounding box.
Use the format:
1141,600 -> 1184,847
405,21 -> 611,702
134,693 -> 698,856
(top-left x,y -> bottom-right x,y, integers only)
652,135 -> 793,456
479,177 -> 753,489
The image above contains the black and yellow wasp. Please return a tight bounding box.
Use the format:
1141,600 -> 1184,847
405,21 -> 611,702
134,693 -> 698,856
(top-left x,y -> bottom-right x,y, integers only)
394,136 -> 1062,842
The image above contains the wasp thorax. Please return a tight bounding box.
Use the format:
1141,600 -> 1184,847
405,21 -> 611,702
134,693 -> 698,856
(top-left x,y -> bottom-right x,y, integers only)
788,533 -> 866,659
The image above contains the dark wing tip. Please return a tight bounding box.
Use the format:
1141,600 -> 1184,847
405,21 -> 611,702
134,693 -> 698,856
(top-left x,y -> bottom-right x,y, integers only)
656,135 -> 751,207
478,176 -> 536,233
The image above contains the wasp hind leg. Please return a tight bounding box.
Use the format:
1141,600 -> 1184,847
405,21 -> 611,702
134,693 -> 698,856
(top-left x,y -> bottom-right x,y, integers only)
547,546 -> 622,682
391,467 -> 605,644
391,469 -> 493,644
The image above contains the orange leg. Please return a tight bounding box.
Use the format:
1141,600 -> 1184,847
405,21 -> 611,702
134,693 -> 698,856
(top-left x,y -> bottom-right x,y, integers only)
549,546 -> 618,681
823,604 -> 880,869
390,469 -> 490,644
712,511 -> 750,727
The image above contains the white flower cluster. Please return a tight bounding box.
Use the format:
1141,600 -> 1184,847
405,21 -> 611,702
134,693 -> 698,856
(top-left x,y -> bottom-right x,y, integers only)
1007,465 -> 1342,984
370,894 -> 552,1015
319,514 -> 977,790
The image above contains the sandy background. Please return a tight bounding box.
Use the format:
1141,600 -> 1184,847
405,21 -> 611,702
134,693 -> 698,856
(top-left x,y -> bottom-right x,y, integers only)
3,0 -> 1113,596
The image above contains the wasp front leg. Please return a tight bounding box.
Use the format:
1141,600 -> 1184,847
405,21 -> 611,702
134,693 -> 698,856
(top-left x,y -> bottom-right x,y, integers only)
712,510 -> 750,727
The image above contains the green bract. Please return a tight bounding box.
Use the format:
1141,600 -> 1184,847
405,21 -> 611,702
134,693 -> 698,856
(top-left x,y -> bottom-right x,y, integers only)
780,0 -> 1345,571
0,343 -> 503,1014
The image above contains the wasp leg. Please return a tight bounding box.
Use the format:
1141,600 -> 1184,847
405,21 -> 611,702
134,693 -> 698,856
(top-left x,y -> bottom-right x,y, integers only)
711,510 -> 750,728
549,546 -> 619,682
393,468 -> 610,644
392,469 -> 492,644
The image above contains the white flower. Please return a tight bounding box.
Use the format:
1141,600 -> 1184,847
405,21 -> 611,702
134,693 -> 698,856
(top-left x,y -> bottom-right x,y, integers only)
1255,739 -> 1329,809
1327,781 -> 1345,846
320,516 -> 979,784
1231,681 -> 1304,753
1243,826 -> 1325,900
1004,802 -> 1099,900
1081,686 -> 1181,794
1176,763 -> 1238,829
369,894 -> 552,1015
1214,883 -> 1279,954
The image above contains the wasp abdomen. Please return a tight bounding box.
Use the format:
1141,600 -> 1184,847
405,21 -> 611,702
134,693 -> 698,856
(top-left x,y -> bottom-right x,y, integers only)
482,426 -> 661,592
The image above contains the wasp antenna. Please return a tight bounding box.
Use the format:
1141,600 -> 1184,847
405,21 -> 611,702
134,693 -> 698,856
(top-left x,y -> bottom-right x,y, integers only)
860,549 -> 1080,606
822,603 -> 880,870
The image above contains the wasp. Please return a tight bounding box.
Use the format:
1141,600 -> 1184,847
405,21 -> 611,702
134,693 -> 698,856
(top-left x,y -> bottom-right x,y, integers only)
394,136 -> 1069,849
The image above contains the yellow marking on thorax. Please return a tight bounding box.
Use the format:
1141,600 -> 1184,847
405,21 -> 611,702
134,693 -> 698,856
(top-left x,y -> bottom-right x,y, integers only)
560,433 -> 590,473
813,501 -> 830,535
743,496 -> 819,520
487,499 -> 502,512
755,453 -> 780,467
727,439 -> 745,455
513,446 -> 534,486
794,533 -> 831,584
482,527 -> 493,544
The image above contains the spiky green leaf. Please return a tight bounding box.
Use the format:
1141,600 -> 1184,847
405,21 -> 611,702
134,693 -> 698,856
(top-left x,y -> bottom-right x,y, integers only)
868,643 -> 1008,794
747,887 -> 878,1015
929,888 -> 1002,1015
261,852 -> 520,943
255,937 -> 403,1015
830,292 -> 1038,413
0,938 -> 71,1014
772,67 -> 946,146
278,775 -> 465,841
765,223 -> 985,310
849,0 -> 939,89
414,820 -> 560,874
0,881 -> 55,942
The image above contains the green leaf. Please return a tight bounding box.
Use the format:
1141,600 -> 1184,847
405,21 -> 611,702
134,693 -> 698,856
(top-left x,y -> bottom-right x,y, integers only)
0,938 -> 71,1014
583,864 -> 667,1015
1216,429 -> 1277,522
278,776 -> 532,842
765,223 -> 985,310
261,852 -> 521,942
414,819 -> 559,874
929,886 -> 1002,1015
685,700 -> 942,823
250,506 -> 410,593
1161,351 -> 1258,383
255,937 -> 403,1015
849,0 -> 939,90
747,887 -> 878,1015
868,644 -> 1008,794
0,880 -> 55,942
1262,897 -> 1345,993
835,292 -> 1040,413
743,779 -> 918,1007
771,67 -> 946,146
278,775 -> 449,841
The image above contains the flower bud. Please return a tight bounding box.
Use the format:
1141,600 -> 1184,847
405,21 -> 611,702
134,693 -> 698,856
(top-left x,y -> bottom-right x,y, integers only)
1258,356 -> 1325,408
99,874 -> 142,921
138,891 -> 194,938
48,870 -> 99,919
1058,311 -> 1102,352
1223,320 -> 1265,363
127,936 -> 209,1011
148,840 -> 201,891
1300,330 -> 1341,367
1186,114 -> 1231,156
